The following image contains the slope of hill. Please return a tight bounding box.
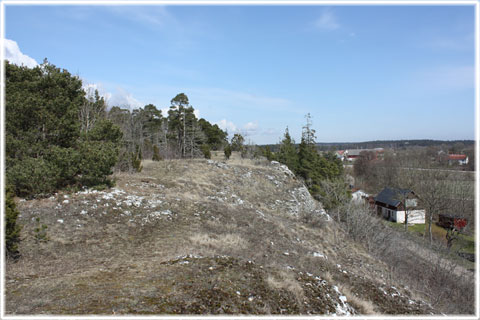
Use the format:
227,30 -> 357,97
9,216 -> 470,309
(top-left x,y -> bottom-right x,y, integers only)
6,156 -> 435,315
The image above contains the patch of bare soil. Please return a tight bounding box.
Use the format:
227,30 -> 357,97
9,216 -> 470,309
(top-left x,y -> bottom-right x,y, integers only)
6,158 -> 435,315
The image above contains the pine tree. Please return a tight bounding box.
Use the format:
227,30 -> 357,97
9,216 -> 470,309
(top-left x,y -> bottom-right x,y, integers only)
198,119 -> 228,150
5,186 -> 21,259
201,144 -> 211,159
263,146 -> 275,161
224,144 -> 232,160
231,133 -> 245,152
297,113 -> 319,181
130,145 -> 143,172
277,127 -> 299,173
107,95 -> 226,162
168,93 -> 191,158
6,60 -> 121,196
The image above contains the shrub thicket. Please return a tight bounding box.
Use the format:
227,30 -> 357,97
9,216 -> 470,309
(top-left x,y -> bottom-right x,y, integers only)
201,144 -> 211,159
152,145 -> 162,161
275,116 -> 346,202
337,203 -> 474,314
224,144 -> 232,160
5,186 -> 21,259
6,61 -> 122,197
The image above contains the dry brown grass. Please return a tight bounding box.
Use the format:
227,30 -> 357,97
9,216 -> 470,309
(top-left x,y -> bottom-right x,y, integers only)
266,271 -> 304,304
5,158 -> 439,315
338,285 -> 378,315
189,233 -> 248,250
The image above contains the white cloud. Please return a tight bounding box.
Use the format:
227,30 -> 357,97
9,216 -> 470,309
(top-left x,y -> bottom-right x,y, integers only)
106,87 -> 144,110
3,38 -> 150,112
82,82 -> 143,111
215,120 -> 262,138
83,83 -> 148,111
83,82 -> 112,101
161,107 -> 170,117
159,106 -> 200,118
3,38 -> 38,68
314,8 -> 340,31
216,119 -> 237,134
243,121 -> 258,133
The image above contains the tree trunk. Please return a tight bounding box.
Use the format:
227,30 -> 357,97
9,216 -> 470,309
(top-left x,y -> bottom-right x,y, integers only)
428,212 -> 433,245
182,110 -> 186,158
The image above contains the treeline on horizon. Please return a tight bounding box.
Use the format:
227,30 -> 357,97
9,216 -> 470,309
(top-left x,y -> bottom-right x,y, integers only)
316,139 -> 475,151
263,139 -> 474,152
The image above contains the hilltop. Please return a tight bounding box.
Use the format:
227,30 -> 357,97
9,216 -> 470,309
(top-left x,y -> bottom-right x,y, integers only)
6,154 -> 435,315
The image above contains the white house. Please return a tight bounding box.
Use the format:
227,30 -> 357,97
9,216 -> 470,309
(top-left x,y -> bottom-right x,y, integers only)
374,187 -> 425,224
351,190 -> 369,204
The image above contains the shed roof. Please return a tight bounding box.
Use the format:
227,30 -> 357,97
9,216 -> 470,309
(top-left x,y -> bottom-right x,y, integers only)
374,187 -> 413,208
347,149 -> 380,157
448,154 -> 467,160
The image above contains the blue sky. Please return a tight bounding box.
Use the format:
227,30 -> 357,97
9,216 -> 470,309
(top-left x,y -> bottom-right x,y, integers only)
4,4 -> 476,144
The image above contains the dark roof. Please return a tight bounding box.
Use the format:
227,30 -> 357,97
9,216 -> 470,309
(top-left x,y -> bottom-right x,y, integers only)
374,187 -> 413,208
439,213 -> 466,219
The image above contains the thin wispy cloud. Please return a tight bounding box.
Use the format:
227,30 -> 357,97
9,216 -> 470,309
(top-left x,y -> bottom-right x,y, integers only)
261,128 -> 280,137
241,121 -> 259,137
313,8 -> 340,31
187,87 -> 295,114
3,38 -> 38,68
55,6 -> 94,21
415,65 -> 474,92
243,121 -> 258,132
425,34 -> 474,51
107,6 -> 176,29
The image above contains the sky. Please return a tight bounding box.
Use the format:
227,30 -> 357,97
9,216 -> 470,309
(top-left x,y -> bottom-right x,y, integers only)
3,3 -> 476,144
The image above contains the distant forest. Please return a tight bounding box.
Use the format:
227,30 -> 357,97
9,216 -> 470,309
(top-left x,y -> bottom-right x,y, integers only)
263,140 -> 475,152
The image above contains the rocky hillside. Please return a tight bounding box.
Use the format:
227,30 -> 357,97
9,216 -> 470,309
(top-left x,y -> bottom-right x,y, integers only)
6,156 -> 435,315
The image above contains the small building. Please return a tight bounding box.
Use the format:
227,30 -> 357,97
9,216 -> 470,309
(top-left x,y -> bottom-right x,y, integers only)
335,150 -> 346,161
345,148 -> 384,162
345,149 -> 362,161
374,187 -> 425,224
351,189 -> 375,209
351,189 -> 369,204
447,154 -> 469,165
437,213 -> 468,230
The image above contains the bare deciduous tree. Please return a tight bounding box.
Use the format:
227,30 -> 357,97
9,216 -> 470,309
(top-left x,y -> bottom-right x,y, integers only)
79,88 -> 106,134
